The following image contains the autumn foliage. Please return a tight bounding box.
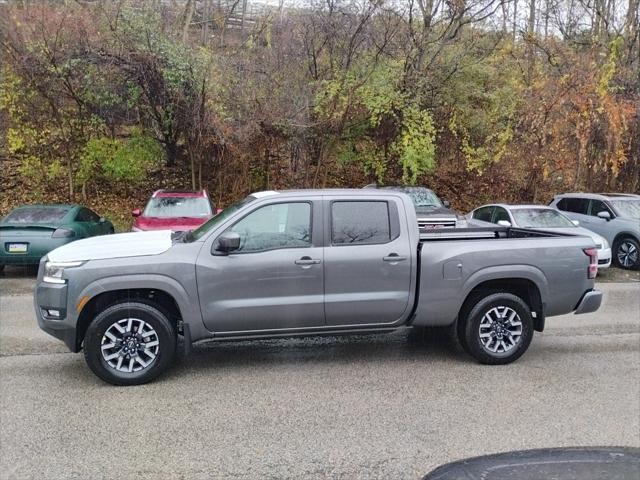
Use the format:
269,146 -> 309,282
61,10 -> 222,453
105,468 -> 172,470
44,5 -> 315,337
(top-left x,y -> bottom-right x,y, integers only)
0,1 -> 638,227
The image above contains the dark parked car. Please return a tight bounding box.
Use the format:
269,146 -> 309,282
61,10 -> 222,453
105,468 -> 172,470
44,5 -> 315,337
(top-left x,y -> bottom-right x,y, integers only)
364,185 -> 461,230
0,204 -> 114,270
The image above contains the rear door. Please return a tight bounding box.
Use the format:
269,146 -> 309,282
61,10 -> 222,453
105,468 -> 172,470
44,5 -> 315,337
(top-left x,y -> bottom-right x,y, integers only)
324,197 -> 413,326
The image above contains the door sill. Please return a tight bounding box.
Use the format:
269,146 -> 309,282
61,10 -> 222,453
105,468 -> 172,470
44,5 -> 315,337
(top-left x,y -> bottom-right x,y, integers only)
196,325 -> 412,343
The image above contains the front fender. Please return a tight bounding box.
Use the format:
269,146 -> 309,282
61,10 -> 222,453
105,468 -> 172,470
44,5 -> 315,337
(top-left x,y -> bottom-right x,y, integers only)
77,274 -> 205,336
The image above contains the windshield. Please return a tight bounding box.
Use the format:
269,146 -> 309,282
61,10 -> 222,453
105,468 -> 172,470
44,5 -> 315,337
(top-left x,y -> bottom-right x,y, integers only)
3,206 -> 70,224
511,208 -> 575,228
405,189 -> 443,208
186,196 -> 256,241
611,199 -> 640,218
143,197 -> 212,218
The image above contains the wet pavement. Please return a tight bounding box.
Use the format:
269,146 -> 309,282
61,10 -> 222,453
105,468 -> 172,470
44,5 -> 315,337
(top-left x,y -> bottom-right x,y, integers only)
1,272 -> 639,479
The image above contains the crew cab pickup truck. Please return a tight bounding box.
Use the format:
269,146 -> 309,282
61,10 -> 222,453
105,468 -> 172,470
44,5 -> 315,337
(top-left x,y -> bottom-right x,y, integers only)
34,189 -> 603,385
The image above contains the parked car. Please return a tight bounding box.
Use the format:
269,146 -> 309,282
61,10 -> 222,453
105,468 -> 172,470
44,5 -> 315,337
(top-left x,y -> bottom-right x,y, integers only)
423,447 -> 640,480
34,189 -> 601,385
0,204 -> 113,271
549,193 -> 640,270
363,185 -> 462,230
132,189 -> 214,232
467,204 -> 611,268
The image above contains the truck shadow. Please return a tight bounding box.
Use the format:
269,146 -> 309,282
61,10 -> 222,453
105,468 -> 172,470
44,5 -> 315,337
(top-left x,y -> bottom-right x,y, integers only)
164,328 -> 471,379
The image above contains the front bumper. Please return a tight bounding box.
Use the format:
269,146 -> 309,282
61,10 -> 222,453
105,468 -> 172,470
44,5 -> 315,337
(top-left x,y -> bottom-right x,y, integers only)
574,290 -> 603,315
34,279 -> 78,352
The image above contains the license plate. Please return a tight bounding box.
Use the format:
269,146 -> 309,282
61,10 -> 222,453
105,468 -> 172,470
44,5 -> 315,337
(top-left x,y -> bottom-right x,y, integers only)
8,243 -> 28,253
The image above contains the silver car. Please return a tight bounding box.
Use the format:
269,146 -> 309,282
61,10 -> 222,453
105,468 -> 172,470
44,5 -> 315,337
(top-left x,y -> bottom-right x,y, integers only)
467,204 -> 612,268
549,193 -> 640,270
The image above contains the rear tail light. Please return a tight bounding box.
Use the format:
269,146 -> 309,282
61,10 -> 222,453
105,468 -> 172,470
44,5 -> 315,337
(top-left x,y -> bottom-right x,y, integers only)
583,247 -> 598,279
51,228 -> 76,238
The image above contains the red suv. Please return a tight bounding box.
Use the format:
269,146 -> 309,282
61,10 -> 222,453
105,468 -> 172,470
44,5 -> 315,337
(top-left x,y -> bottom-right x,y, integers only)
132,190 -> 215,232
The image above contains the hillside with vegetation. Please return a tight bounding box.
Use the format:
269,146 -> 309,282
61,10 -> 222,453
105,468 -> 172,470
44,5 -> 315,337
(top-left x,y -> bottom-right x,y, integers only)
0,0 -> 638,230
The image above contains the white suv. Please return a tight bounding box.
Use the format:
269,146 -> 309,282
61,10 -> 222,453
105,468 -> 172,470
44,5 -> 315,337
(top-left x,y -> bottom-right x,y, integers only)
550,193 -> 640,270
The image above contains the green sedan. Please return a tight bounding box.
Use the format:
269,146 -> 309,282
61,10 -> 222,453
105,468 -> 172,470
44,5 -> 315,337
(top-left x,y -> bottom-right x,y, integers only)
0,204 -> 114,270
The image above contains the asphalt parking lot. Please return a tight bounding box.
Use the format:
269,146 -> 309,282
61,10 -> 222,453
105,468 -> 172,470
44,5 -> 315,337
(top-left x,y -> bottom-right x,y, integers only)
1,270 -> 639,479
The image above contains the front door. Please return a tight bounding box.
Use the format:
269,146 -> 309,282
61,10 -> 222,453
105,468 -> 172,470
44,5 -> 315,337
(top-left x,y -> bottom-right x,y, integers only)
324,199 -> 413,326
196,200 -> 325,333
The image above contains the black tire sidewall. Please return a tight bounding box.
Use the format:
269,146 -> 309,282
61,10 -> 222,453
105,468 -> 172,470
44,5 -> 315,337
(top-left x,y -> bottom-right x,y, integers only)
83,302 -> 176,386
614,237 -> 640,270
464,293 -> 534,365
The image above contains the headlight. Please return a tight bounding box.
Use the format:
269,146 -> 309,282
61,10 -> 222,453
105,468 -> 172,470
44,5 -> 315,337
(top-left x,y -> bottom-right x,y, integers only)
131,226 -> 143,232
601,238 -> 609,249
43,261 -> 84,284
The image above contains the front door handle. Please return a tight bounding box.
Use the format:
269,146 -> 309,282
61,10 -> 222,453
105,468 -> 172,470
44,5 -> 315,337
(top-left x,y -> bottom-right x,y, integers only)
383,253 -> 407,262
295,256 -> 321,266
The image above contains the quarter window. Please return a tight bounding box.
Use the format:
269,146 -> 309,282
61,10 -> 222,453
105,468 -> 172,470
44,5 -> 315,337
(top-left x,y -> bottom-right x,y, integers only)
227,202 -> 311,253
331,201 -> 390,245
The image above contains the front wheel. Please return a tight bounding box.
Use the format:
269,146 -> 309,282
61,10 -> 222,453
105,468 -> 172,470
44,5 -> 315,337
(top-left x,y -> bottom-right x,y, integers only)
83,302 -> 176,385
463,293 -> 534,365
614,237 -> 640,270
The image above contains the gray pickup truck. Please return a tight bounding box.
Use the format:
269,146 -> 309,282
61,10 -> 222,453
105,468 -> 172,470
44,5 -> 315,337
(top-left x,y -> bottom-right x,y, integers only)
34,189 -> 603,385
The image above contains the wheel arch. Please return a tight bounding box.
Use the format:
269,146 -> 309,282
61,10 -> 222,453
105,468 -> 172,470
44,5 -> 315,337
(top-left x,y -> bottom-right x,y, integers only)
458,276 -> 545,332
74,275 -> 195,351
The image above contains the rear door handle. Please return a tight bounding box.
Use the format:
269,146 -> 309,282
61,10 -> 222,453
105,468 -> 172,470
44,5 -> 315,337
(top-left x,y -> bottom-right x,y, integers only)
383,253 -> 407,262
295,256 -> 321,266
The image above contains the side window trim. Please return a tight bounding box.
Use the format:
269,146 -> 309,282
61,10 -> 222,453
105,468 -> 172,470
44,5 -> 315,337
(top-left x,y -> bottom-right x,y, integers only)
329,199 -> 393,246
219,200 -> 314,255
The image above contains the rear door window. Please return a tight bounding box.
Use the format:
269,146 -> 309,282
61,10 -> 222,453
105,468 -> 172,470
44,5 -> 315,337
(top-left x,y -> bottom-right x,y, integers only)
557,198 -> 588,214
331,201 -> 390,245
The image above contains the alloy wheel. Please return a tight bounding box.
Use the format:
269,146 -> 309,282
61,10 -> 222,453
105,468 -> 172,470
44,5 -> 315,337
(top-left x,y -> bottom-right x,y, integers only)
101,318 -> 160,373
617,241 -> 638,268
478,306 -> 523,355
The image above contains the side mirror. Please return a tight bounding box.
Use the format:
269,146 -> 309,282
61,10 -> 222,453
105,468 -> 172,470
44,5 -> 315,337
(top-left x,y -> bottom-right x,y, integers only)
98,217 -> 106,224
132,209 -> 142,217
214,232 -> 241,255
497,220 -> 512,227
572,220 -> 580,226
442,200 -> 451,208
597,211 -> 611,221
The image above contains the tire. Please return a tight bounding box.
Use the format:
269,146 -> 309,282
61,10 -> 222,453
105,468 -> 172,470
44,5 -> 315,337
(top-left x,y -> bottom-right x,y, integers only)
613,237 -> 640,270
462,293 -> 534,365
83,301 -> 176,386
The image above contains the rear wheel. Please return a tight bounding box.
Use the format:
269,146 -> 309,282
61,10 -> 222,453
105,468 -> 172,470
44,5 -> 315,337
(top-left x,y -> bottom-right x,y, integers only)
463,293 -> 534,365
83,301 -> 176,385
614,237 -> 639,270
